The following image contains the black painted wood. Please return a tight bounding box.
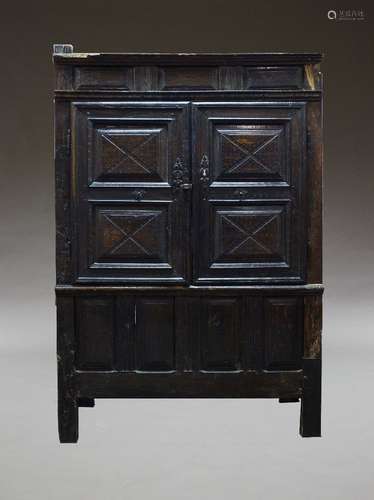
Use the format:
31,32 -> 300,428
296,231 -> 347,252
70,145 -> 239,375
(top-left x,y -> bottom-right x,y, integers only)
54,46 -> 323,442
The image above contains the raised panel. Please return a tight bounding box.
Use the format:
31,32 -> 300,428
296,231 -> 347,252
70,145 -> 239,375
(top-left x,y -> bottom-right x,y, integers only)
90,204 -> 168,266
196,198 -> 299,283
91,124 -> 168,184
136,298 -> 175,371
213,203 -> 289,264
201,298 -> 240,371
213,123 -> 289,183
73,101 -> 189,188
264,297 -> 303,370
76,297 -> 115,370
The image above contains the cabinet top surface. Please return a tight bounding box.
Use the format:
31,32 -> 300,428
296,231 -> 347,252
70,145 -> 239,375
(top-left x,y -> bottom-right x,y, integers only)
53,47 -> 322,65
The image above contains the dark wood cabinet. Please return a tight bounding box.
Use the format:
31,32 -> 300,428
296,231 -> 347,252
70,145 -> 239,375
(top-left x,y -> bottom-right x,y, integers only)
54,45 -> 323,442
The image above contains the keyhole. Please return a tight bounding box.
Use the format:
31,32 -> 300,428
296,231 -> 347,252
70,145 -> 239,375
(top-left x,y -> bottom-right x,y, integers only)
234,189 -> 248,201
133,190 -> 145,201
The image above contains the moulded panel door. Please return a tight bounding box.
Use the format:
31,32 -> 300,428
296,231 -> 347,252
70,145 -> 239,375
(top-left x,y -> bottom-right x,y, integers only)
192,102 -> 307,285
72,102 -> 191,284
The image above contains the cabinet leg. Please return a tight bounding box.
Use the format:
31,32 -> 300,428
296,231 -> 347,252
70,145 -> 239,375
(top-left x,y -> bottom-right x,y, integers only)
300,358 -> 321,437
57,296 -> 79,443
58,395 -> 78,443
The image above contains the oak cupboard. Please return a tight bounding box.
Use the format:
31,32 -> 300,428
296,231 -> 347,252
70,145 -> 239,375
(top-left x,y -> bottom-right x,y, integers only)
54,45 -> 323,442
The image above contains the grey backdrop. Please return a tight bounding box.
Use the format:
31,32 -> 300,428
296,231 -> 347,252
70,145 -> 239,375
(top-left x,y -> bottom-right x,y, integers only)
1,1 -> 373,499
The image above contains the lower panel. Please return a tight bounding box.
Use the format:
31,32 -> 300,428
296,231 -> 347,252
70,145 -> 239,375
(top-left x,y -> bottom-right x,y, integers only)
76,297 -> 115,370
135,297 -> 175,371
76,371 -> 303,398
264,296 -> 303,370
201,297 -> 240,371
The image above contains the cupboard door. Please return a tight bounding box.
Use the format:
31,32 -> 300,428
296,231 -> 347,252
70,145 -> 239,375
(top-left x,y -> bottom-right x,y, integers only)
72,102 -> 190,284
192,102 -> 307,285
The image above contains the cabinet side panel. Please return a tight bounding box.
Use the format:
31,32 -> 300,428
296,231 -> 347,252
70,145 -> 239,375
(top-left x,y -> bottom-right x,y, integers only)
306,100 -> 323,283
303,294 -> 322,359
76,297 -> 115,370
136,297 -> 175,371
55,99 -> 72,284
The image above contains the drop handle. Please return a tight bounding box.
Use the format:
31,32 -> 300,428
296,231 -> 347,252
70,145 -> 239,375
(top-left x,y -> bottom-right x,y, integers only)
181,183 -> 192,190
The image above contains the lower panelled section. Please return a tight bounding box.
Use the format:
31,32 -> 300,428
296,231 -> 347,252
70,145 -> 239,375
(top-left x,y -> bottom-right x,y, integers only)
74,294 -> 303,375
56,289 -> 322,441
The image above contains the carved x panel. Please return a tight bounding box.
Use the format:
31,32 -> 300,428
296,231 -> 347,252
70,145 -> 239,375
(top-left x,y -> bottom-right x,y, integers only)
94,207 -> 167,263
92,127 -> 167,183
214,206 -> 287,263
214,125 -> 288,182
